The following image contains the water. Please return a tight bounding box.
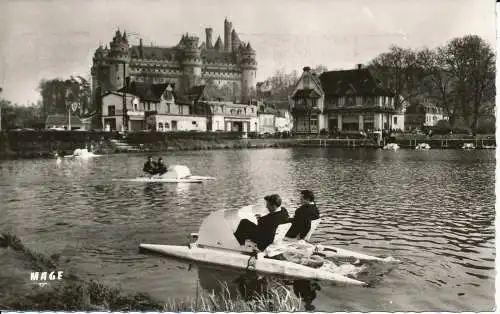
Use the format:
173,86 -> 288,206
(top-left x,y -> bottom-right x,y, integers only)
0,148 -> 495,311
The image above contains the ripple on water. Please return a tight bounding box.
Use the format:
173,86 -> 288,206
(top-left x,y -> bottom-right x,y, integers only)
0,148 -> 495,312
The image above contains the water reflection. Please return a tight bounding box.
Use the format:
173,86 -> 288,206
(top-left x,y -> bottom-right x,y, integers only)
0,149 -> 495,312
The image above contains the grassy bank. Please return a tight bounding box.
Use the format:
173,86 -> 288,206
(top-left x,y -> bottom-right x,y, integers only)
0,232 -> 301,312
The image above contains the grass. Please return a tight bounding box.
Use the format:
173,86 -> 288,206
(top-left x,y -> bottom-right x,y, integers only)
0,232 -> 303,312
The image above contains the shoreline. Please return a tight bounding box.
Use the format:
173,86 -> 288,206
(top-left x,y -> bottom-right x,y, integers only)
0,131 -> 495,160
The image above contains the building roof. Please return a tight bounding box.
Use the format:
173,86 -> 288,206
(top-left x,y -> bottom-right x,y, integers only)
45,115 -> 84,127
130,46 -> 181,61
268,101 -> 290,110
201,50 -> 235,63
406,102 -> 444,114
319,68 -> 394,97
118,82 -> 169,102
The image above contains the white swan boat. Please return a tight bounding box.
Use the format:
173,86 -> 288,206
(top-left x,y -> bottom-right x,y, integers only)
383,143 -> 400,151
117,165 -> 216,183
64,148 -> 100,158
415,143 -> 431,150
139,205 -> 398,286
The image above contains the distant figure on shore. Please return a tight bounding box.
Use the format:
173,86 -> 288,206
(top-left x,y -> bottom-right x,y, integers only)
143,156 -> 157,175
285,190 -> 320,240
156,157 -> 168,175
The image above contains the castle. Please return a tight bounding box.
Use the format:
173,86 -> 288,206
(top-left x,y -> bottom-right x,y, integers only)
91,18 -> 257,104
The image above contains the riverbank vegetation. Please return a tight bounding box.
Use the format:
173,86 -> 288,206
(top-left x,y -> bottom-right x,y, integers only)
0,232 -> 301,312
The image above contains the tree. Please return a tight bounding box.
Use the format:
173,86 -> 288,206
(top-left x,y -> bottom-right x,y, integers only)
442,35 -> 495,132
38,76 -> 92,118
417,47 -> 458,124
313,65 -> 328,75
368,46 -> 425,111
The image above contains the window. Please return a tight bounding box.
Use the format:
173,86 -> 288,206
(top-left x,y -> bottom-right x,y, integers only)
108,105 -> 115,116
192,121 -> 197,125
346,96 -> 355,106
158,123 -> 163,131
393,116 -> 398,124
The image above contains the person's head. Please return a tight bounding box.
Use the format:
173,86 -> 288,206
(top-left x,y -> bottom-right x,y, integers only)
300,190 -> 315,204
158,157 -> 163,164
264,194 -> 282,212
147,156 -> 153,162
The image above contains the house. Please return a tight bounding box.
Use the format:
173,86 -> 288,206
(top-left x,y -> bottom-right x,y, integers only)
103,82 -> 208,132
391,95 -> 408,131
258,104 -> 277,135
272,100 -> 293,133
275,109 -> 293,133
290,65 -> 396,134
200,100 -> 258,132
101,91 -> 138,131
45,114 -> 87,130
405,101 -> 445,130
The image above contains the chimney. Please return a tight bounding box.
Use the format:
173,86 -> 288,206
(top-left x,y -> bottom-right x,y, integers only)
303,66 -> 311,72
139,39 -> 143,58
205,28 -> 213,49
356,63 -> 363,70
224,18 -> 232,51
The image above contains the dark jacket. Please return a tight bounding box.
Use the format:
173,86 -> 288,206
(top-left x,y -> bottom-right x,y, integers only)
285,203 -> 320,239
255,207 -> 290,250
143,161 -> 156,174
156,162 -> 168,174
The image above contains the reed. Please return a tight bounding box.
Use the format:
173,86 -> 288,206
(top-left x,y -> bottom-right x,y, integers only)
0,232 -> 302,312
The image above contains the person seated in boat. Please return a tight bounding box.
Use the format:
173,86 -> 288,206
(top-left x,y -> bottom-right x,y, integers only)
234,194 -> 290,251
143,156 -> 157,175
285,190 -> 320,240
156,157 -> 168,175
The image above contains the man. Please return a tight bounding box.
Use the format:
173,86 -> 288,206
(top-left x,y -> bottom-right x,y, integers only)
234,194 -> 290,251
143,156 -> 157,175
156,157 -> 168,175
285,190 -> 320,240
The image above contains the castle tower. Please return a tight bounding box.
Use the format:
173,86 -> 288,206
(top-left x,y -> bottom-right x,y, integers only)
224,18 -> 232,52
231,29 -> 240,52
240,42 -> 257,102
108,29 -> 130,91
181,35 -> 202,92
205,28 -> 213,49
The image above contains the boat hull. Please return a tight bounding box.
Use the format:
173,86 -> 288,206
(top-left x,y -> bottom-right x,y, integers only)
138,243 -> 367,286
114,177 -> 205,183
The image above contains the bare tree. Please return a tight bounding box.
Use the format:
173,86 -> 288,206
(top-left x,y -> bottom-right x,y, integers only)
442,35 -> 495,132
368,46 -> 425,111
417,48 -> 458,124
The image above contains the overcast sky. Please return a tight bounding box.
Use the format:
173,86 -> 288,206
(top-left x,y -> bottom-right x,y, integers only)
0,0 -> 496,105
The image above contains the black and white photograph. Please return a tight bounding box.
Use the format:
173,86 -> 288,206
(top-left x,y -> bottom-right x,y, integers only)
0,0 -> 496,312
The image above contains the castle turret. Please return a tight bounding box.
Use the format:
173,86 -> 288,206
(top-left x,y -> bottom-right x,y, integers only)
224,18 -> 232,52
214,36 -> 223,51
205,28 -> 213,49
240,42 -> 257,102
108,29 -> 130,91
181,35 -> 202,92
231,29 -> 240,52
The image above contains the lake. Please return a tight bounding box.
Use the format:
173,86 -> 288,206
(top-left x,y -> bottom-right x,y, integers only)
0,148 -> 495,311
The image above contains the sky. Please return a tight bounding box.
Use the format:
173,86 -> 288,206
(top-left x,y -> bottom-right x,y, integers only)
0,0 -> 496,105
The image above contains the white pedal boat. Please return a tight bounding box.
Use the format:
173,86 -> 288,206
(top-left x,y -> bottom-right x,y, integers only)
383,143 -> 400,151
117,165 -> 216,183
415,143 -> 431,150
64,148 -> 100,158
139,205 -> 397,286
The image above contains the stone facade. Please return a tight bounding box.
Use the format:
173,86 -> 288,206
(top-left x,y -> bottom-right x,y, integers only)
91,18 -> 257,105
